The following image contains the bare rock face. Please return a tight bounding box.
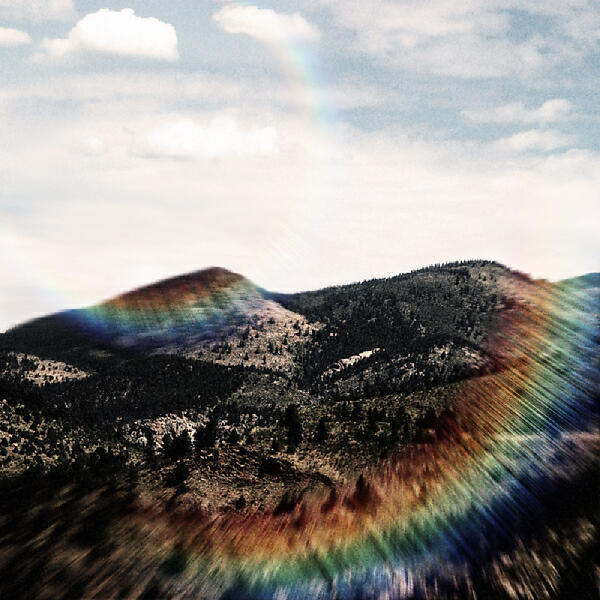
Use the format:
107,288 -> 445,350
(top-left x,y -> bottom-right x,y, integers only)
182,300 -> 319,373
1,352 -> 88,385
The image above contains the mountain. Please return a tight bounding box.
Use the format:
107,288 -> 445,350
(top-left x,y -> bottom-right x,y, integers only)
557,271 -> 600,291
3,260 -> 597,399
0,260 -> 520,376
3,258 -> 586,481
0,261 -> 598,600
1,267 -> 264,353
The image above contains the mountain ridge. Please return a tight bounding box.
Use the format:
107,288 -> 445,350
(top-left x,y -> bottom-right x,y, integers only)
2,260 -> 597,383
6,260 -> 598,337
0,259 -> 597,600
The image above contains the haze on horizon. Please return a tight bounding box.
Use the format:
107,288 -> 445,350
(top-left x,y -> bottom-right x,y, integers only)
1,1 -> 599,332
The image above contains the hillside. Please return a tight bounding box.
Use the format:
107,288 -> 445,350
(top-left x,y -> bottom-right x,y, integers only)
0,260 -> 522,475
1,267 -> 265,355
1,260 -> 525,379
0,261 -> 598,599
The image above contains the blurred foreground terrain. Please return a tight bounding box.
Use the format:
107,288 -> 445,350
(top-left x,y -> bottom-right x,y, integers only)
0,261 -> 598,599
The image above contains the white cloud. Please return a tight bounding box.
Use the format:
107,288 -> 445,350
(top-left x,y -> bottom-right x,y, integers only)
307,0 -> 516,76
136,117 -> 278,159
534,99 -> 574,122
0,26 -> 31,46
492,129 -> 573,153
214,5 -> 320,43
81,136 -> 106,156
32,8 -> 179,63
0,0 -> 73,21
464,99 -> 573,123
309,0 -> 600,77
0,71 -> 388,118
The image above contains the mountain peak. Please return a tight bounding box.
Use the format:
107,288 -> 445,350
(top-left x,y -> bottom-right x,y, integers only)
77,266 -> 269,350
105,267 -> 252,310
0,267 -> 269,356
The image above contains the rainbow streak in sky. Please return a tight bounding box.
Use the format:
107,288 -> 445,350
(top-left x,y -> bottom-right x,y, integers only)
228,2 -> 339,132
119,277 -> 598,599
220,1 -> 342,273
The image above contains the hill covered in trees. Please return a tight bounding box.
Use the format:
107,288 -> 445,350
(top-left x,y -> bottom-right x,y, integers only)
0,260 -> 534,481
0,260 -> 598,599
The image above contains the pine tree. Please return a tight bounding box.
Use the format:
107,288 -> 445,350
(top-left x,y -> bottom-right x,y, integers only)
195,413 -> 218,450
281,404 -> 302,450
314,417 -> 328,445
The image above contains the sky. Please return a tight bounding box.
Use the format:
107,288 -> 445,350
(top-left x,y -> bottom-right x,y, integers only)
1,0 -> 599,330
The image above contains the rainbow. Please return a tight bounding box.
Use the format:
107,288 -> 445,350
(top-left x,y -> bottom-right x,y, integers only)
63,267 -> 265,349
3,5 -> 598,595
122,276 -> 598,599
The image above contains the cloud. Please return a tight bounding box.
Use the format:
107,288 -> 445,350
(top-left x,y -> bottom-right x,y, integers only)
135,117 -> 278,159
214,5 -> 320,43
306,0 -> 516,76
81,136 -> 106,156
0,26 -> 31,46
309,0 -> 600,77
491,129 -> 573,153
533,99 -> 574,122
0,0 -> 73,21
0,71 -> 388,119
32,8 -> 179,63
464,99 -> 573,123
